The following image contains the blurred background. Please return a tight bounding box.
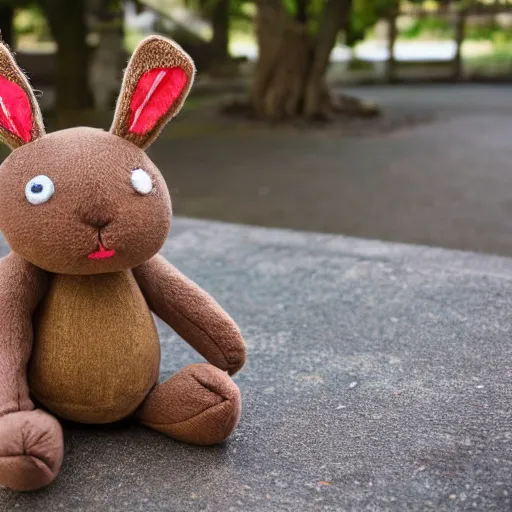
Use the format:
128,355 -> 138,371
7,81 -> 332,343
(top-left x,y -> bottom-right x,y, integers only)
1,0 -> 512,256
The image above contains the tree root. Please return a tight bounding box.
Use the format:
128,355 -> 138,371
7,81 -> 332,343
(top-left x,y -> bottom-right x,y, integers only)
221,91 -> 381,123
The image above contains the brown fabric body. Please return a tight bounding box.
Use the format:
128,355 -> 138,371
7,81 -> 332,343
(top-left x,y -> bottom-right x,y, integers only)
29,271 -> 160,423
0,252 -> 48,417
134,255 -> 246,375
0,410 -> 63,491
136,363 -> 241,445
0,36 -> 245,491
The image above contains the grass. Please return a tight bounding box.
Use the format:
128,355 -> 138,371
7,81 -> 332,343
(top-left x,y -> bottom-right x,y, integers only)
466,47 -> 512,65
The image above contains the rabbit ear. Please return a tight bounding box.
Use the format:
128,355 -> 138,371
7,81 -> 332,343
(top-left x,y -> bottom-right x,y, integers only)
0,43 -> 45,150
110,36 -> 195,150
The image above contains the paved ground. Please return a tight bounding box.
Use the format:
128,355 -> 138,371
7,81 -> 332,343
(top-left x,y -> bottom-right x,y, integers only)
1,218 -> 511,511
146,84 -> 512,257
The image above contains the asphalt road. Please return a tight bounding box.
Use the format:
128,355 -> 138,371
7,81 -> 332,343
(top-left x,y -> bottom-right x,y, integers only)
1,218 -> 511,511
149,84 -> 512,257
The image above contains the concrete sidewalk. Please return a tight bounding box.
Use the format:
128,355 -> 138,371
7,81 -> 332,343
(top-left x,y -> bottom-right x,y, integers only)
1,218 -> 511,511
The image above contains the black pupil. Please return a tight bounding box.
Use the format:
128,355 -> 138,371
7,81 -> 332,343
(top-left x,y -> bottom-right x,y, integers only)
31,183 -> 43,194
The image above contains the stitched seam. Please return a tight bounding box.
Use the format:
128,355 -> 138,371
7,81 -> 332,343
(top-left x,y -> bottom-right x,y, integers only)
165,304 -> 237,368
0,453 -> 53,469
143,399 -> 231,428
30,392 -> 147,414
191,374 -> 230,401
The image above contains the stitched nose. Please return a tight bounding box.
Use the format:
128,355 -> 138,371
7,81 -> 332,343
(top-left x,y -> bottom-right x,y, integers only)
79,210 -> 112,229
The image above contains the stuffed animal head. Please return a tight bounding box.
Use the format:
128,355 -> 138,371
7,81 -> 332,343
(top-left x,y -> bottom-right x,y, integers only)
0,36 -> 195,275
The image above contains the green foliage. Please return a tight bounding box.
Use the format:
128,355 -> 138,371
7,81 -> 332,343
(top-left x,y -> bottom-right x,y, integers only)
353,0 -> 396,29
14,4 -> 48,36
467,25 -> 512,44
400,15 -> 452,39
280,0 -> 323,18
400,14 -> 512,43
181,0 -> 396,44
7,2 -> 53,42
405,0 -> 457,5
310,0 -> 334,32
348,0 -> 397,46
403,0 -> 484,8
184,0 -> 249,17
0,0 -> 33,6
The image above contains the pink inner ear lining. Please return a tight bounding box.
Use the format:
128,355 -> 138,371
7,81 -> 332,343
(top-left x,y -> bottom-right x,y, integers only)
128,67 -> 187,135
0,75 -> 33,143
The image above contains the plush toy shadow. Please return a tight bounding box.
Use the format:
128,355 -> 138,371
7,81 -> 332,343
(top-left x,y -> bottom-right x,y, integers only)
0,36 -> 246,491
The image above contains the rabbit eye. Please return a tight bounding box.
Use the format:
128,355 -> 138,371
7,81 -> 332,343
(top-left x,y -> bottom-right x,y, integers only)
131,168 -> 153,195
25,175 -> 55,205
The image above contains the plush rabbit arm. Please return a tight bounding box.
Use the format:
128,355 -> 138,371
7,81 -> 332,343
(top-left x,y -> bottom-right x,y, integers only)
133,255 -> 246,375
0,252 -> 48,417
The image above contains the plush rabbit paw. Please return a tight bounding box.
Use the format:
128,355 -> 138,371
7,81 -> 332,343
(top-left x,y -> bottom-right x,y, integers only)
0,410 -> 64,491
137,363 -> 242,445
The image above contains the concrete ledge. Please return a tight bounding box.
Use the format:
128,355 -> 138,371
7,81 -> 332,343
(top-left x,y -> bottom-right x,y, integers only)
1,218 -> 511,511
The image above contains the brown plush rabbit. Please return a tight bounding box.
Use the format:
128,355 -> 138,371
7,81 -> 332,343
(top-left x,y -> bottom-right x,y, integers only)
0,36 -> 246,491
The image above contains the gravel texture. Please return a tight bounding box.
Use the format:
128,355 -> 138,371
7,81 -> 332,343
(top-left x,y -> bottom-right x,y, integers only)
1,218 -> 511,511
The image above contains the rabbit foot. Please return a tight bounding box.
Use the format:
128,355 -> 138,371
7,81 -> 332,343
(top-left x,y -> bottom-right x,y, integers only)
136,363 -> 241,445
0,410 -> 64,491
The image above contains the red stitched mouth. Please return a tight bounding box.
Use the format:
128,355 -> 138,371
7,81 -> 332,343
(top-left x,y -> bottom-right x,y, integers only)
88,240 -> 116,260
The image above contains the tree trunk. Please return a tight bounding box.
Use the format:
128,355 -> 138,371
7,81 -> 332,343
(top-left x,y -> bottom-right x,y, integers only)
41,0 -> 92,127
303,0 -> 352,118
209,0 -> 230,68
453,9 -> 466,81
251,0 -> 351,121
0,5 -> 14,48
385,13 -> 397,83
295,0 -> 309,23
89,0 -> 125,110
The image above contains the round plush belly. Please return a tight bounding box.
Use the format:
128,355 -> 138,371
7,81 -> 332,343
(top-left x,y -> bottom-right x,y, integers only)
29,271 -> 160,424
